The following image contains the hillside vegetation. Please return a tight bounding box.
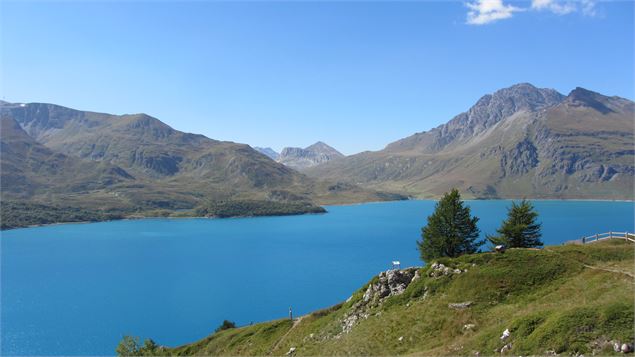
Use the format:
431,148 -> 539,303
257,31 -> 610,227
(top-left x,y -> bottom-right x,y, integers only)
133,240 -> 634,356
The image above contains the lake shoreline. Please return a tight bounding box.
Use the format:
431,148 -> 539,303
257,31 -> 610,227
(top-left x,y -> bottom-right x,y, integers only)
2,210 -> 330,232
324,197 -> 635,207
3,197 -> 633,232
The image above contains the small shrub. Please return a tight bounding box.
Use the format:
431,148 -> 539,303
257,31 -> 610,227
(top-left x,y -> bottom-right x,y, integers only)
215,320 -> 237,333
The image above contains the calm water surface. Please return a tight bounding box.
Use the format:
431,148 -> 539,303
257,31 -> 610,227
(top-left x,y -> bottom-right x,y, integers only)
1,200 -> 633,355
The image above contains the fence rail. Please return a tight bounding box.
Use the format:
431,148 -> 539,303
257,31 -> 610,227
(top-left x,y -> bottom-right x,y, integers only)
579,231 -> 635,244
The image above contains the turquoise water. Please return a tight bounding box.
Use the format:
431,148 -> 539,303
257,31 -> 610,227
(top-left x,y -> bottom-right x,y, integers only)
1,200 -> 633,355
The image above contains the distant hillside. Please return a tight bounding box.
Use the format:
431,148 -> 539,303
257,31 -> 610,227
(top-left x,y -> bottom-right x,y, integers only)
0,102 -> 403,228
278,141 -> 345,170
0,116 -> 134,197
254,147 -> 280,160
133,239 -> 635,356
306,84 -> 634,200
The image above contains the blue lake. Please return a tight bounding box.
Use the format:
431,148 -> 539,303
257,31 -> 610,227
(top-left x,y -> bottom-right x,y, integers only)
1,200 -> 634,355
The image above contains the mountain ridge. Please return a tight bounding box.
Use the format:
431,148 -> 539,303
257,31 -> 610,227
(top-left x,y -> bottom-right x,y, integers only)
0,102 -> 404,228
305,84 -> 634,200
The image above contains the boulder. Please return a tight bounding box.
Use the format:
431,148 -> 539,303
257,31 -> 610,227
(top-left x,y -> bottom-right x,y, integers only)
448,301 -> 473,309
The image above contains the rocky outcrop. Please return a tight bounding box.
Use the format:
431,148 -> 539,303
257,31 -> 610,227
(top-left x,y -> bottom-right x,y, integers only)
340,268 -> 420,335
500,138 -> 539,177
428,262 -> 467,277
339,264 -> 470,336
362,268 -> 419,304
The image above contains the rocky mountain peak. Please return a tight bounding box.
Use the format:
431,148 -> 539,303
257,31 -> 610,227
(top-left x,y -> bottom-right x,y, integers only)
441,83 -> 564,143
277,141 -> 344,170
305,141 -> 344,157
466,83 -> 565,124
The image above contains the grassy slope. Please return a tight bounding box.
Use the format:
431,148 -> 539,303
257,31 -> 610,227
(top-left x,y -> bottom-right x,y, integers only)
161,240 -> 634,356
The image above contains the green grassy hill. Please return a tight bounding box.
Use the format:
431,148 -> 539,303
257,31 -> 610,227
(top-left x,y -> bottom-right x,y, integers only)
135,239 -> 634,356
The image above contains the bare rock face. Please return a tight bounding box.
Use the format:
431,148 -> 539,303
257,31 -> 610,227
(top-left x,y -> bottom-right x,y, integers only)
339,267 -> 420,336
363,268 -> 419,303
499,138 -> 539,177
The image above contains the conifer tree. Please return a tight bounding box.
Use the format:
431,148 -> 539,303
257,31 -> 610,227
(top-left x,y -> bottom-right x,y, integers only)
488,199 -> 542,248
417,189 -> 483,261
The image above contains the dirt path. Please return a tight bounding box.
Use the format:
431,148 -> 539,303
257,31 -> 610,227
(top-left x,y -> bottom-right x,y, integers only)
583,264 -> 635,279
270,315 -> 307,355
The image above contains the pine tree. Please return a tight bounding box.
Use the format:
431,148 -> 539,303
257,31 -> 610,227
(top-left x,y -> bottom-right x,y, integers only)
488,199 -> 542,248
417,189 -> 483,261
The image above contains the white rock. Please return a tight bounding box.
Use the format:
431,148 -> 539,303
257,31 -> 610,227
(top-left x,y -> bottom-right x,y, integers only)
500,343 -> 512,353
500,328 -> 510,340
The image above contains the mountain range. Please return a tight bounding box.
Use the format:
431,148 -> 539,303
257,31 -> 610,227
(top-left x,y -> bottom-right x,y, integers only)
0,102 -> 401,228
305,84 -> 634,200
1,83 -> 632,227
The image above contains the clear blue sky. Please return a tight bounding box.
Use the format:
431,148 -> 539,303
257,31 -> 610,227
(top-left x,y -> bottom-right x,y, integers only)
1,1 -> 633,155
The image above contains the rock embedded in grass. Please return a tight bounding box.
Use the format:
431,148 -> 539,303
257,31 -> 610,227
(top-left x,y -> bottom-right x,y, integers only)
448,301 -> 473,309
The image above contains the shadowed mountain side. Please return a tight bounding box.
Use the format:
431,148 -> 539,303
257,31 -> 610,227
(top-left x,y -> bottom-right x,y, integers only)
0,116 -> 134,197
